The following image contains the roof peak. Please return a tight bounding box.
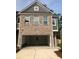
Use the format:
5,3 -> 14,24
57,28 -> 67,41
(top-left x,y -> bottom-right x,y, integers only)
34,0 -> 38,2
35,0 -> 38,1
19,0 -> 54,14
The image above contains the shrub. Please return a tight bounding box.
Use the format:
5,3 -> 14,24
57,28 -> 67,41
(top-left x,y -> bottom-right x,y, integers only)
58,43 -> 62,52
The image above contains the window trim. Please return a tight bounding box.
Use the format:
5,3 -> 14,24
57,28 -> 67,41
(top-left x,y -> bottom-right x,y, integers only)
52,18 -> 58,31
25,16 -> 30,24
34,6 -> 39,11
33,16 -> 39,25
53,18 -> 57,26
44,16 -> 48,25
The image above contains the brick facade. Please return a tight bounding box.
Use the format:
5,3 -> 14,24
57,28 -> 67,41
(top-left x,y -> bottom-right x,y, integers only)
16,1 -> 58,48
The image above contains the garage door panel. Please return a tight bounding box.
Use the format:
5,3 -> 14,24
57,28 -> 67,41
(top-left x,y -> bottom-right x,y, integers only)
22,35 -> 50,47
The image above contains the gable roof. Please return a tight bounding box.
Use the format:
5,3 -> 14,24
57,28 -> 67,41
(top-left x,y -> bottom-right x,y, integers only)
19,0 -> 54,14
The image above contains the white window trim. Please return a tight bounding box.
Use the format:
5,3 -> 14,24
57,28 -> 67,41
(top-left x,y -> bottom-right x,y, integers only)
34,6 -> 39,11
33,16 -> 40,25
53,18 -> 57,26
44,16 -> 48,25
53,29 -> 58,32
47,16 -> 48,25
53,24 -> 58,32
25,16 -> 30,24
52,18 -> 58,31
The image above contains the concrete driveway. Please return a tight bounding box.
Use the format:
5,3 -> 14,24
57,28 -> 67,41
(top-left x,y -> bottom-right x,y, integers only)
16,47 -> 61,59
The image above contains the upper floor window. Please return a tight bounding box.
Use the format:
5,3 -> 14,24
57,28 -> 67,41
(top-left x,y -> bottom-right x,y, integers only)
25,16 -> 30,25
44,16 -> 48,25
34,6 -> 39,11
33,17 -> 39,25
53,18 -> 57,26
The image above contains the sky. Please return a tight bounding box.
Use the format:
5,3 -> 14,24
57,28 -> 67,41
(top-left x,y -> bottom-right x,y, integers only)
16,0 -> 62,14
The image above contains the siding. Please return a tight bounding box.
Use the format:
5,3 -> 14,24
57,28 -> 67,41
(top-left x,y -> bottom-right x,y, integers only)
21,3 -> 50,13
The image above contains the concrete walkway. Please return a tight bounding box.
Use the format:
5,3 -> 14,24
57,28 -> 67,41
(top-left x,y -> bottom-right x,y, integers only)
16,47 -> 61,59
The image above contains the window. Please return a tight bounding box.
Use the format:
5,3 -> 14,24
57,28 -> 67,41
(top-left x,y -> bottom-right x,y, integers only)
17,17 -> 20,23
44,16 -> 48,25
53,18 -> 57,26
25,16 -> 30,25
34,6 -> 39,11
33,17 -> 39,25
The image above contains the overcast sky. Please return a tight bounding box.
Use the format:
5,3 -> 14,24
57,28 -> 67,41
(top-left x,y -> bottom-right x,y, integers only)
16,0 -> 62,14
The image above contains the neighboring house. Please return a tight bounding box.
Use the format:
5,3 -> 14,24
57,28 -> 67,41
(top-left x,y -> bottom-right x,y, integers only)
52,14 -> 59,47
52,14 -> 62,45
16,0 -> 59,48
58,15 -> 62,39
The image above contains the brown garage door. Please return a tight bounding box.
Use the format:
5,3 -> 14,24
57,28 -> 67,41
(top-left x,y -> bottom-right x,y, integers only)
22,35 -> 50,47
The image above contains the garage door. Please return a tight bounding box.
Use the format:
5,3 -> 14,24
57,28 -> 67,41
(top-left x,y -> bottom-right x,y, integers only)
22,35 -> 50,47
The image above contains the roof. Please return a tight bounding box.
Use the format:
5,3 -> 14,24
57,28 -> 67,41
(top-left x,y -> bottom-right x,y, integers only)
19,0 -> 54,14
52,13 -> 62,18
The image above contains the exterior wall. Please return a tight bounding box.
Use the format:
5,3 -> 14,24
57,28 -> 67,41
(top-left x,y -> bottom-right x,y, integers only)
17,13 -> 54,48
19,13 -> 52,35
